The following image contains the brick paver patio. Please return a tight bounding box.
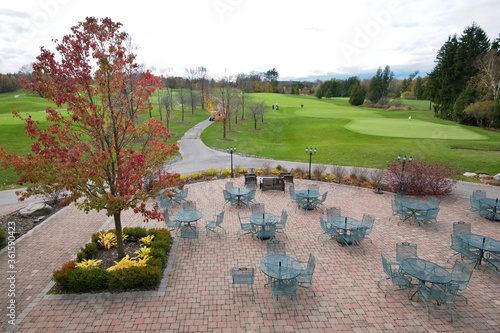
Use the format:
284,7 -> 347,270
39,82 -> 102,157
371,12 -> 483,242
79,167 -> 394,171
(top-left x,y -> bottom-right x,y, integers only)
1,178 -> 499,332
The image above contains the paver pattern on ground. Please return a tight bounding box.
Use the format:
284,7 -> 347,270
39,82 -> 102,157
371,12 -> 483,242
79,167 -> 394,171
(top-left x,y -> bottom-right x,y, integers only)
1,178 -> 500,332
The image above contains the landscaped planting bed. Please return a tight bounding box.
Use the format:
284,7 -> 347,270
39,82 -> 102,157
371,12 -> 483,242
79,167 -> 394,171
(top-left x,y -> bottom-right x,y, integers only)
51,227 -> 172,293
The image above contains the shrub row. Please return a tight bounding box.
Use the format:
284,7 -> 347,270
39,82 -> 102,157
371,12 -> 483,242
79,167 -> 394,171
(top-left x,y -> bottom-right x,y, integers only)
53,228 -> 172,293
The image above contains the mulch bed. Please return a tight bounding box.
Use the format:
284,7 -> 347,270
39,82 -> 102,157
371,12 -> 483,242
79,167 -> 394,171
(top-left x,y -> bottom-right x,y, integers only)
95,242 -> 142,269
0,201 -> 65,250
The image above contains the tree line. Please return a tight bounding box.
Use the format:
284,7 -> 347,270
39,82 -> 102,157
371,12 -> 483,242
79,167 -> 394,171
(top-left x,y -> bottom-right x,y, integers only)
317,23 -> 500,130
428,23 -> 499,128
315,68 -> 431,106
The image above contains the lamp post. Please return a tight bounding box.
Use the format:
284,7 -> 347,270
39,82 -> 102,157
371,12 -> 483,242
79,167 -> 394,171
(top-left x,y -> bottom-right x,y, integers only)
227,146 -> 236,178
305,147 -> 317,180
397,154 -> 412,193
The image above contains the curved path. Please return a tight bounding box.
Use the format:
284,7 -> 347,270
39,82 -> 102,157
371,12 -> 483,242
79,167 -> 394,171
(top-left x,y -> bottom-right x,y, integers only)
167,118 -> 320,175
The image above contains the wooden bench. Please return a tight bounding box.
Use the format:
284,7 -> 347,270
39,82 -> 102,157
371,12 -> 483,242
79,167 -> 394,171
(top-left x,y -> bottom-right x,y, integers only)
259,177 -> 285,191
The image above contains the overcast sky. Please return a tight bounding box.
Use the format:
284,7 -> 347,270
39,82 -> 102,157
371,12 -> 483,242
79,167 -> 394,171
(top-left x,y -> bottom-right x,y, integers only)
0,0 -> 498,80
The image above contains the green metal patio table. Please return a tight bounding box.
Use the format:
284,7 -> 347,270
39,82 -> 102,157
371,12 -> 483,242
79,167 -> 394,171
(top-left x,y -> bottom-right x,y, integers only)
479,198 -> 500,221
260,254 -> 301,281
227,187 -> 251,207
250,212 -> 278,240
296,189 -> 321,210
399,257 -> 451,300
461,233 -> 500,268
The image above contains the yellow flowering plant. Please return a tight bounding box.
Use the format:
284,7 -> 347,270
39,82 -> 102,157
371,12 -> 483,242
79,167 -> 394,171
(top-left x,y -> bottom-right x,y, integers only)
75,259 -> 102,269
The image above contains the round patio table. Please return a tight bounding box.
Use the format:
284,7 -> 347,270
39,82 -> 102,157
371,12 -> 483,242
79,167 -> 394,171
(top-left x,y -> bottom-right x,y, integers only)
174,209 -> 203,227
328,216 -> 363,230
327,216 -> 362,245
250,212 -> 278,240
400,200 -> 430,225
260,254 -> 301,281
461,233 -> 500,268
479,198 -> 500,221
227,187 -> 251,207
296,189 -> 321,210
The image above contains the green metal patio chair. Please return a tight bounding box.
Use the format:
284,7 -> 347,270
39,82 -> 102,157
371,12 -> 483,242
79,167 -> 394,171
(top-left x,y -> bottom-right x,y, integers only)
173,187 -> 188,204
426,196 -> 440,208
182,200 -> 196,211
326,206 -> 341,219
483,252 -> 500,276
418,282 -> 460,322
467,190 -> 486,218
389,199 -> 404,221
163,210 -> 180,233
275,210 -> 288,239
396,242 -> 418,263
237,212 -> 255,239
312,191 -> 328,211
271,278 -> 298,316
342,226 -> 368,255
267,239 -> 286,255
296,253 -> 316,296
448,234 -> 480,263
223,189 -> 237,207
362,213 -> 375,239
415,207 -> 439,231
378,253 -> 412,298
205,211 -> 225,239
450,259 -> 473,304
319,216 -> 340,244
229,267 -> 255,303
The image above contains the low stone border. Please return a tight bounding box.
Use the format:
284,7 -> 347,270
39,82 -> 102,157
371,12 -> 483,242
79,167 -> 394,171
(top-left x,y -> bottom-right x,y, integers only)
7,232 -> 179,331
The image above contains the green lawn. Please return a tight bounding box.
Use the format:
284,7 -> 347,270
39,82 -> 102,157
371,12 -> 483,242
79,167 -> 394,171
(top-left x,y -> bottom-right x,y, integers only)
0,90 -> 208,190
201,93 -> 500,175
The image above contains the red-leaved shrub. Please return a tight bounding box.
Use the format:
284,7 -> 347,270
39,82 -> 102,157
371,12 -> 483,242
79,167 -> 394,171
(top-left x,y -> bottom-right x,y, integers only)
384,160 -> 457,196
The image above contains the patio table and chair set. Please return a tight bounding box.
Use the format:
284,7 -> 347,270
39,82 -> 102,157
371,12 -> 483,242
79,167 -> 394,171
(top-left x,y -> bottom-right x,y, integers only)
379,241 -> 474,322
379,216 -> 500,322
231,239 -> 316,315
158,186 -> 227,248
391,193 -> 441,231
156,178 -> 500,321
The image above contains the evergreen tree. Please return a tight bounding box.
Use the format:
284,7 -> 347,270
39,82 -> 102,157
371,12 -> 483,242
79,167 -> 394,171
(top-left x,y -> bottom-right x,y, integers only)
349,84 -> 365,106
366,65 -> 394,103
428,23 -> 490,121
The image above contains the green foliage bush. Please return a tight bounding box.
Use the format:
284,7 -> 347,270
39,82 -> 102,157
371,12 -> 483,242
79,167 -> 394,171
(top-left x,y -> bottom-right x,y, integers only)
123,227 -> 148,241
52,227 -> 170,293
52,262 -> 75,291
67,268 -> 108,293
0,229 -> 6,246
108,265 -> 161,291
149,247 -> 167,266
146,257 -> 163,268
76,242 -> 98,262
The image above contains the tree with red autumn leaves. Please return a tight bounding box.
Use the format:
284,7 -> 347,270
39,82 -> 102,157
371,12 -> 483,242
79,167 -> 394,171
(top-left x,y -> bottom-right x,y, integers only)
0,17 -> 180,258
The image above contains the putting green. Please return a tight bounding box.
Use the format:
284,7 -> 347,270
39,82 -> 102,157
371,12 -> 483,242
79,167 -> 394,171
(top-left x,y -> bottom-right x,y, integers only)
345,118 -> 487,140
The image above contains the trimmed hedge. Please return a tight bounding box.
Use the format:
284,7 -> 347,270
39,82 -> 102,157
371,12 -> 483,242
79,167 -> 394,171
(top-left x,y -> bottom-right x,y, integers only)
53,228 -> 172,293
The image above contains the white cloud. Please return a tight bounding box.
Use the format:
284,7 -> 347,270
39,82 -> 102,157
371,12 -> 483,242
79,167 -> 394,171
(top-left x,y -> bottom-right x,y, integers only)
0,0 -> 499,79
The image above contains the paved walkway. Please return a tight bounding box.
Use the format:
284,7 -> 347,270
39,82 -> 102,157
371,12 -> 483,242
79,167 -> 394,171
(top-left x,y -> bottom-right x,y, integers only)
1,177 -> 500,332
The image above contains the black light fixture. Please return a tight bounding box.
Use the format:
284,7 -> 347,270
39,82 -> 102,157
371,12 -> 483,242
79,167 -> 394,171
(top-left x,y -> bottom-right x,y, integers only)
397,154 -> 413,193
227,146 -> 236,178
305,147 -> 317,180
